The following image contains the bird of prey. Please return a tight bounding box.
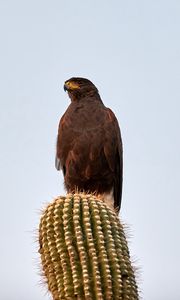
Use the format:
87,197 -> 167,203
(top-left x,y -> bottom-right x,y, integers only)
56,77 -> 123,212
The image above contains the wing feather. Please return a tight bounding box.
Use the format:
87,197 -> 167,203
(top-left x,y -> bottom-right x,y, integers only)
103,108 -> 123,211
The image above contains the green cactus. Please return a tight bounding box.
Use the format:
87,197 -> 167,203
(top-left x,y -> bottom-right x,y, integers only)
39,193 -> 139,299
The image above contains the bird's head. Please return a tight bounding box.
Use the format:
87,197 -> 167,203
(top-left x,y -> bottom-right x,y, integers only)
64,77 -> 99,101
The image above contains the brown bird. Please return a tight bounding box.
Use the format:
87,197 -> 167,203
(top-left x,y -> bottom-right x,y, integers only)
56,77 -> 123,212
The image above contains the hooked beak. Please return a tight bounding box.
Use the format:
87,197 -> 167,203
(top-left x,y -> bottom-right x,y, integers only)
64,84 -> 68,92
63,81 -> 80,92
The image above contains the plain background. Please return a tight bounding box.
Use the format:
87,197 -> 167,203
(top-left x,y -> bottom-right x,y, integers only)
0,1 -> 180,299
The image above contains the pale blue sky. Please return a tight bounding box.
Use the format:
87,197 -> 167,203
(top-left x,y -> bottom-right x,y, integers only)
0,1 -> 180,299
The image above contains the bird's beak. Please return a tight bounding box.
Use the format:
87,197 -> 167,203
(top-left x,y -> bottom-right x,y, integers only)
64,81 -> 80,92
64,84 -> 68,92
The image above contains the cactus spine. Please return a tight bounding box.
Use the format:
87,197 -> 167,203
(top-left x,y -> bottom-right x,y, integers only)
39,194 -> 138,299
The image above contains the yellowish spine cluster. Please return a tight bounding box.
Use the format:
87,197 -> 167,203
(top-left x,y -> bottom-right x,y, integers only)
39,194 -> 138,299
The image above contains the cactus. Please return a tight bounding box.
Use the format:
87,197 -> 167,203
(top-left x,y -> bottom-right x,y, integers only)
39,193 -> 139,299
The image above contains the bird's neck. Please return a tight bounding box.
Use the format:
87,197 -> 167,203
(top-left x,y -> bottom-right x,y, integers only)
69,91 -> 102,103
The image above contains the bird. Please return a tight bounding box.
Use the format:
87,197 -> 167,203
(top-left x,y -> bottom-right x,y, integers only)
55,77 -> 123,212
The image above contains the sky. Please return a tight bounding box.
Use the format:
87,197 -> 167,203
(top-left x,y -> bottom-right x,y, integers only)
0,0 -> 180,299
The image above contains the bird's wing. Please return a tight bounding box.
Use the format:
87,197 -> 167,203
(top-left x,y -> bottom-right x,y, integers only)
56,110 -> 82,175
55,113 -> 67,172
103,108 -> 123,211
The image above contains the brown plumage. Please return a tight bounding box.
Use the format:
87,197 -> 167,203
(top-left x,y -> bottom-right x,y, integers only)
56,77 -> 123,212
